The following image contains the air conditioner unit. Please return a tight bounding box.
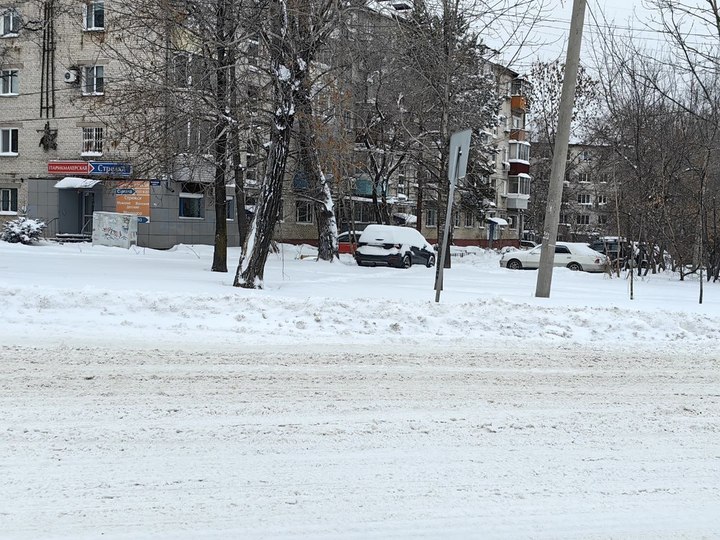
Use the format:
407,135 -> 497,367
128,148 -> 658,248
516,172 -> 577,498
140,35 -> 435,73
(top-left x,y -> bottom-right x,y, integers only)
64,69 -> 79,84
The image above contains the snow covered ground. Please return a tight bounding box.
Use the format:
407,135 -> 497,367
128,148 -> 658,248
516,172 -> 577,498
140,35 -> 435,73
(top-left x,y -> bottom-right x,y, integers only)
2,241 -> 720,538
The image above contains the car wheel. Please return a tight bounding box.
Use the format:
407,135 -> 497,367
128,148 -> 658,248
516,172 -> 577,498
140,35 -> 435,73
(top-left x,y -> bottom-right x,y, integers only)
402,254 -> 412,269
426,255 -> 435,268
506,259 -> 522,270
567,262 -> 582,271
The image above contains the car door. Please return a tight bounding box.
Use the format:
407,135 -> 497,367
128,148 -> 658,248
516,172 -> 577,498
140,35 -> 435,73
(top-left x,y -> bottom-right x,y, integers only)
520,246 -> 541,268
554,245 -> 572,267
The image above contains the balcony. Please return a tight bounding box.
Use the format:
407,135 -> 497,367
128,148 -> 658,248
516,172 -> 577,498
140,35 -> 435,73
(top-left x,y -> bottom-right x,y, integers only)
505,193 -> 530,210
510,128 -> 527,142
511,95 -> 527,112
511,77 -> 530,112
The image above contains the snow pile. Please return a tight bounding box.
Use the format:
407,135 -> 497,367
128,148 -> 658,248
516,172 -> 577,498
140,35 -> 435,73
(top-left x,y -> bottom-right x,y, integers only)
2,241 -> 720,352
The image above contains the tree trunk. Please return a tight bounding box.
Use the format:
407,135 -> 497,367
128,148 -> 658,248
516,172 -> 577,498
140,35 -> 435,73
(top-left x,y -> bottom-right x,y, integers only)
233,0 -> 296,288
211,0 -> 229,273
297,77 -> 338,261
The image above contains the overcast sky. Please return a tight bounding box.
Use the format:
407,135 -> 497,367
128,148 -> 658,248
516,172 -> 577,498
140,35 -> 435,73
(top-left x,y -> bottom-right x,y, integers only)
504,0 -> 657,71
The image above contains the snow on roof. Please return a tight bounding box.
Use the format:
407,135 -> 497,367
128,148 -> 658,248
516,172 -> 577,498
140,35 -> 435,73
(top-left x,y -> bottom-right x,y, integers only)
53,177 -> 101,189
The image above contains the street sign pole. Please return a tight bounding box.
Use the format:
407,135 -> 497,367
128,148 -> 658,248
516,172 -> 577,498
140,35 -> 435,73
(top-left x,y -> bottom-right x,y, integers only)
435,129 -> 472,303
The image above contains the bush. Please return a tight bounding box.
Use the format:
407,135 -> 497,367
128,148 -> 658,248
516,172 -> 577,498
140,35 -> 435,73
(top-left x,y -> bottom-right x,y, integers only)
1,217 -> 47,245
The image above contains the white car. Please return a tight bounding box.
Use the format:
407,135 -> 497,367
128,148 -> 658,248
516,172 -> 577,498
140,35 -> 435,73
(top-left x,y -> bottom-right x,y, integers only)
499,242 -> 610,272
355,225 -> 436,268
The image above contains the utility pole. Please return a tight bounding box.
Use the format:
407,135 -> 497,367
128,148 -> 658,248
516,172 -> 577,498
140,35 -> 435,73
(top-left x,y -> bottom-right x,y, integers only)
535,0 -> 587,298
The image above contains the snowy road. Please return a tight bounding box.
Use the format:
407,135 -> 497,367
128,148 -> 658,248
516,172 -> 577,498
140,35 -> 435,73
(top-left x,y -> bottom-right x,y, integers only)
2,345 -> 719,539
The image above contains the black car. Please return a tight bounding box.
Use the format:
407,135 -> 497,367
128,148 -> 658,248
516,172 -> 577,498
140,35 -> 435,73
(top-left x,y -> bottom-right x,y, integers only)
354,225 -> 436,268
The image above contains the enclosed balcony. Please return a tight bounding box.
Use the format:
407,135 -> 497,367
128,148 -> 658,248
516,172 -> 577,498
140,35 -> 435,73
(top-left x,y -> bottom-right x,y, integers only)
511,77 -> 530,113
505,173 -> 531,210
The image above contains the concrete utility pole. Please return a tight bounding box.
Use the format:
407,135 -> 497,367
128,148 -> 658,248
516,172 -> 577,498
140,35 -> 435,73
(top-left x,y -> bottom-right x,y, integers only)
535,0 -> 587,298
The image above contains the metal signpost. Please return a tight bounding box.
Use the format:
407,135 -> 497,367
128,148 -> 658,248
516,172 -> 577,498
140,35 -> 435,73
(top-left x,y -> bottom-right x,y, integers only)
435,129 -> 472,303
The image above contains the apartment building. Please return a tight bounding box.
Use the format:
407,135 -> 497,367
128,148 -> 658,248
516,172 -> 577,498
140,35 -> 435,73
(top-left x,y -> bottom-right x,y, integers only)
529,142 -> 619,242
0,0 -> 242,247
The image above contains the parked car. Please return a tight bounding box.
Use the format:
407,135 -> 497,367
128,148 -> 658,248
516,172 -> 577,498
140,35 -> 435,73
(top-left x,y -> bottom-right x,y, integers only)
519,240 -> 537,249
355,225 -> 436,268
337,230 -> 360,254
589,238 -> 650,269
499,242 -> 610,272
588,237 -> 626,262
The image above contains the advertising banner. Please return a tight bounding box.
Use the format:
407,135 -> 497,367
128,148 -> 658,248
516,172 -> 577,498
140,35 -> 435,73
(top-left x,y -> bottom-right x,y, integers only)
114,180 -> 151,223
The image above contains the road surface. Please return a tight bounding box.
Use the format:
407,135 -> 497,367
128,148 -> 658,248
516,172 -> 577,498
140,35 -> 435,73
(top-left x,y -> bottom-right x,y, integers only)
2,344 -> 719,538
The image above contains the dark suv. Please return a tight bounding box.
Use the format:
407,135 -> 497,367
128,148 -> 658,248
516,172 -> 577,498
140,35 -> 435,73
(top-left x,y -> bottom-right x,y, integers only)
589,239 -> 625,261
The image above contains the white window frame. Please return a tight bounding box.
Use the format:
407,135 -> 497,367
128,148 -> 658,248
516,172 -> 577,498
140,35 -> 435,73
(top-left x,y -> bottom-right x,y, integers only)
0,187 -> 18,214
597,194 -> 608,206
0,128 -> 18,155
508,140 -> 530,162
578,172 -> 591,183
83,0 -> 104,31
1,69 -> 19,95
296,200 -> 314,224
81,127 -> 103,156
425,208 -> 437,227
577,193 -> 591,206
82,65 -> 104,95
576,214 -> 590,225
464,212 -> 474,228
1,8 -> 20,37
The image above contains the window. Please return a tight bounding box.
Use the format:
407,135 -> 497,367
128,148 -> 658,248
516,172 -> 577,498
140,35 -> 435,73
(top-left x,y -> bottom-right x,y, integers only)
464,212 -> 474,227
1,187 -> 18,213
226,196 -> 234,221
245,141 -> 259,184
453,211 -> 461,228
83,65 -> 104,95
83,1 -> 104,30
508,175 -> 530,195
396,164 -> 407,196
598,214 -> 608,225
508,141 -> 530,162
81,127 -> 103,155
179,182 -> 204,218
1,8 -> 20,36
1,69 -> 18,95
352,203 -> 373,223
425,208 -> 437,227
580,149 -> 592,161
555,245 -> 570,254
577,193 -> 591,205
1,128 -> 18,155
559,213 -> 569,225
508,215 -> 517,229
246,39 -> 259,66
576,214 -> 590,225
597,194 -> 608,205
296,200 -> 313,224
578,172 -> 591,183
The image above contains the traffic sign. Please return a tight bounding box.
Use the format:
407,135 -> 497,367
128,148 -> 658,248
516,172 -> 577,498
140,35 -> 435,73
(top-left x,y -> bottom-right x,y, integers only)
89,162 -> 132,176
